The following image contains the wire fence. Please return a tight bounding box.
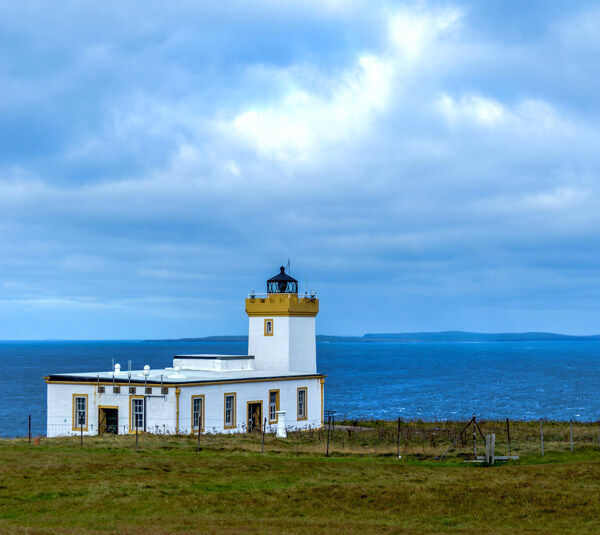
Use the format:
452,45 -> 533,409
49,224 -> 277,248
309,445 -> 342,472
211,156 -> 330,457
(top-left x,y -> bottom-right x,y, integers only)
5,414 -> 600,460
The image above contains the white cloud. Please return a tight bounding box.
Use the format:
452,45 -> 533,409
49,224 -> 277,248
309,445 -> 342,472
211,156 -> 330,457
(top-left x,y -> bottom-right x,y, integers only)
437,93 -> 506,126
227,54 -> 394,161
388,5 -> 462,62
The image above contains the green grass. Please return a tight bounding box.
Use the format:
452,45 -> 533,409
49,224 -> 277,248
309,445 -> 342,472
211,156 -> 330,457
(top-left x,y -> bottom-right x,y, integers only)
1,423 -> 600,534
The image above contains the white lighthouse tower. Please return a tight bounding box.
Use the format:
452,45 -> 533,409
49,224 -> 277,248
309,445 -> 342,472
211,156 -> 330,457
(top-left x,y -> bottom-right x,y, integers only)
246,267 -> 318,374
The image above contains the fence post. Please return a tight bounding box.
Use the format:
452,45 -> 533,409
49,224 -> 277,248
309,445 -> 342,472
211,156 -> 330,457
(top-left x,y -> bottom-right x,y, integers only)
472,414 -> 477,459
80,420 -> 83,447
197,423 -> 201,452
506,417 -> 511,457
397,417 -> 401,458
540,419 -> 544,456
570,419 -> 573,453
261,417 -> 266,454
326,415 -> 331,457
136,421 -> 139,449
28,415 -> 31,445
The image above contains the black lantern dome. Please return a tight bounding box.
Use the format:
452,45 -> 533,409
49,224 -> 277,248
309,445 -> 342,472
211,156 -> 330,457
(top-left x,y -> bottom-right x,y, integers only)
267,266 -> 298,294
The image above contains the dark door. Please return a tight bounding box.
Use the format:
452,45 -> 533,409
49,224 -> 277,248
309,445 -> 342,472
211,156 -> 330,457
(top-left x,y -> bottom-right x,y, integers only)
247,403 -> 262,433
98,408 -> 119,435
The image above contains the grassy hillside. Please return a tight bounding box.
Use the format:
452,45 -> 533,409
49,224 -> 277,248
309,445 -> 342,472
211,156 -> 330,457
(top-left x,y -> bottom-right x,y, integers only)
1,422 -> 600,534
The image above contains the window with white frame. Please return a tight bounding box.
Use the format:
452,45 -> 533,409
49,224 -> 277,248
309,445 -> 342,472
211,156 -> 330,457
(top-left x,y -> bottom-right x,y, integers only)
297,388 -> 307,420
269,390 -> 279,422
264,319 -> 273,336
74,396 -> 87,429
224,393 -> 236,428
131,398 -> 144,430
192,396 -> 204,431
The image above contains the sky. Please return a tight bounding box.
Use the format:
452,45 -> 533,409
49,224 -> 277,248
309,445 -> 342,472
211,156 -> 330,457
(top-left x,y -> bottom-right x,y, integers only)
1,0 -> 600,339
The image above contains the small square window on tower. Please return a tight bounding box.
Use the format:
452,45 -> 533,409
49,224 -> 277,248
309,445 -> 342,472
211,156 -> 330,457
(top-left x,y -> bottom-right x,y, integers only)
264,319 -> 273,336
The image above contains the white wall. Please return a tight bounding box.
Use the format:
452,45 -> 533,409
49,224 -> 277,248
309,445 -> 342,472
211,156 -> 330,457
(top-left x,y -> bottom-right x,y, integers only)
248,316 -> 290,372
248,316 -> 316,374
46,382 -> 177,437
178,377 -> 322,434
289,317 -> 317,373
47,377 -> 323,437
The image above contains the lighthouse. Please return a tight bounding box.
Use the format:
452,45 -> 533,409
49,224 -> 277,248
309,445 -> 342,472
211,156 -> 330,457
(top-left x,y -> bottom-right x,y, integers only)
246,267 -> 318,374
45,265 -> 324,436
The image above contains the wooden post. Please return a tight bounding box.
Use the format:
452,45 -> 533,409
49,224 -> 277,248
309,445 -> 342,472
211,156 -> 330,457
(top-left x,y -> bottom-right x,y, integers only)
28,415 -> 31,445
472,414 -> 477,460
197,424 -> 201,452
261,417 -> 267,454
485,434 -> 496,464
570,419 -> 573,453
540,419 -> 544,456
80,420 -> 83,447
397,417 -> 401,458
136,421 -> 139,449
326,415 -> 331,457
506,417 -> 511,457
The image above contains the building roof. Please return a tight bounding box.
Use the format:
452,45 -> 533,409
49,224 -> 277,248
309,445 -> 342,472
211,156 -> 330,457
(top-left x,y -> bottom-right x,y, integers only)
46,354 -> 324,385
267,266 -> 298,284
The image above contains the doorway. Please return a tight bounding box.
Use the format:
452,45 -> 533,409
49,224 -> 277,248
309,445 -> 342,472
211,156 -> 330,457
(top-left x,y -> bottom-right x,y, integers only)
98,407 -> 119,435
247,402 -> 262,433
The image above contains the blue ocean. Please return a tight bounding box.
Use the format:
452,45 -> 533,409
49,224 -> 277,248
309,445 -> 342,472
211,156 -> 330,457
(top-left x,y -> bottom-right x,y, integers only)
2,339 -> 600,437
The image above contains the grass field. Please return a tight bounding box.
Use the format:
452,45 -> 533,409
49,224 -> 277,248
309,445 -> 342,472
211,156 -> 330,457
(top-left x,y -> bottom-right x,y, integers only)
1,421 -> 600,534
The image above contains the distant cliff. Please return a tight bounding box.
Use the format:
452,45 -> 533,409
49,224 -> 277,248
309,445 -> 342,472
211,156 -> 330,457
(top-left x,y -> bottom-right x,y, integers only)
361,331 -> 600,342
151,331 -> 600,343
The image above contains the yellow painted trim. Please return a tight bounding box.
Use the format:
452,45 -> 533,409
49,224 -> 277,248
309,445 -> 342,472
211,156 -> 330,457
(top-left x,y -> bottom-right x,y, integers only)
264,318 -> 274,336
46,374 -> 326,388
268,389 -> 280,423
128,395 -> 145,433
72,393 -> 88,431
191,394 -> 205,433
246,400 -> 264,431
320,378 -> 325,429
98,405 -> 119,435
297,387 -> 308,421
224,392 -> 236,429
175,387 -> 181,434
246,295 -> 318,317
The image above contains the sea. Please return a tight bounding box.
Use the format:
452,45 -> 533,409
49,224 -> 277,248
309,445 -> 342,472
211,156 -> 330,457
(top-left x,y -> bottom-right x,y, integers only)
2,339 -> 600,437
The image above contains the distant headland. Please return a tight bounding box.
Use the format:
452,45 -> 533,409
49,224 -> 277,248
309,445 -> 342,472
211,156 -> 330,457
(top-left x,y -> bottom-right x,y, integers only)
150,331 -> 600,343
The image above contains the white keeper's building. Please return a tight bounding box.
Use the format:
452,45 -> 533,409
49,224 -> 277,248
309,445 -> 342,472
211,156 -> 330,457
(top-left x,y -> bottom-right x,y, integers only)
45,267 -> 325,437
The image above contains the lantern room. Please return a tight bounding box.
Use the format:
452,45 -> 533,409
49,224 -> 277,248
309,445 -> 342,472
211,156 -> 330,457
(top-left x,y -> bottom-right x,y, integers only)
267,266 -> 298,294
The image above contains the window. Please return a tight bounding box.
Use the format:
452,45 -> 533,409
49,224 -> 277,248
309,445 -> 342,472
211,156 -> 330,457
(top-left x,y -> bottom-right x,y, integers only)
269,390 -> 280,423
130,397 -> 145,432
264,319 -> 273,336
297,388 -> 307,420
224,393 -> 236,429
192,395 -> 205,432
72,394 -> 88,431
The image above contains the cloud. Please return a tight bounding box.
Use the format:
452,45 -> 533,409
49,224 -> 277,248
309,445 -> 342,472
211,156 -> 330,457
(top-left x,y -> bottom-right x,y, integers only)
0,1 -> 600,337
227,55 -> 393,161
